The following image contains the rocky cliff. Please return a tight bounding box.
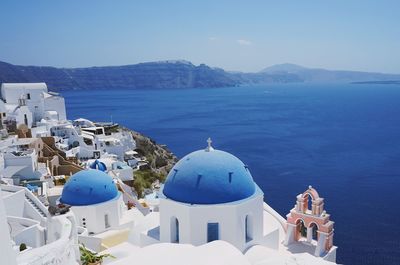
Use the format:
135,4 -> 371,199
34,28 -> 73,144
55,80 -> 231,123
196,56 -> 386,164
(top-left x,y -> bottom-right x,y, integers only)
129,128 -> 178,176
2,60 -> 398,90
0,60 -> 240,90
124,127 -> 178,197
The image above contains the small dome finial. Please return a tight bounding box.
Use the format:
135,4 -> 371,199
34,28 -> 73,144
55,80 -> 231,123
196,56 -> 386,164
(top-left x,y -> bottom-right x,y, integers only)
206,137 -> 214,152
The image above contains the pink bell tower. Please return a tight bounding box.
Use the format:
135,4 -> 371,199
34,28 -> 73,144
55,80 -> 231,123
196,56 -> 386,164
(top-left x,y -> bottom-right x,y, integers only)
284,186 -> 335,258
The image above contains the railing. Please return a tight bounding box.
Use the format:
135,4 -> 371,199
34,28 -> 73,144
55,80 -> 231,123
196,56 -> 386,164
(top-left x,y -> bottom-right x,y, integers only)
263,202 -> 287,232
116,179 -> 149,215
8,216 -> 44,249
7,215 -> 40,227
1,184 -> 23,193
16,215 -> 79,265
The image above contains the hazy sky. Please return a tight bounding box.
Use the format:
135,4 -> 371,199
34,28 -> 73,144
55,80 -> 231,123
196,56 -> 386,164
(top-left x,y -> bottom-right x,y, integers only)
0,0 -> 399,73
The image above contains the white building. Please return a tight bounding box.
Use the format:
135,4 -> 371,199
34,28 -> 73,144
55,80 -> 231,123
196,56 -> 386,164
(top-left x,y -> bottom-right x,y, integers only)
87,158 -> 134,182
0,137 -> 50,184
0,83 -> 67,129
0,99 -> 7,131
159,144 -> 264,252
59,169 -> 144,251
0,185 -> 79,265
128,141 -> 282,251
2,150 -> 40,183
81,125 -> 136,160
50,119 -> 136,160
2,102 -> 33,129
104,140 -> 338,265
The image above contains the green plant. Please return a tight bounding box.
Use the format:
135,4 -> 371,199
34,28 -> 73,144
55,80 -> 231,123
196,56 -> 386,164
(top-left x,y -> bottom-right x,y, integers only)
79,244 -> 115,265
19,243 -> 27,252
133,169 -> 166,198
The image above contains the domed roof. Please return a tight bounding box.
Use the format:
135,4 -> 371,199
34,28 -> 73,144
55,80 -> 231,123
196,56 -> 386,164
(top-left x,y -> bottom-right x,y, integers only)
163,143 -> 256,204
90,159 -> 107,171
60,170 -> 118,206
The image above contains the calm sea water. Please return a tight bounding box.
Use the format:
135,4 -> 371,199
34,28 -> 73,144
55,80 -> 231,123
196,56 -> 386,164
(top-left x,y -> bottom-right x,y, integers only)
63,84 -> 400,265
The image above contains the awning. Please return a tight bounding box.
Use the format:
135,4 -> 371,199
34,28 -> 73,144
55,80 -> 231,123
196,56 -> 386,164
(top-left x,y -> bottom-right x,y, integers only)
125,150 -> 138,156
82,133 -> 94,140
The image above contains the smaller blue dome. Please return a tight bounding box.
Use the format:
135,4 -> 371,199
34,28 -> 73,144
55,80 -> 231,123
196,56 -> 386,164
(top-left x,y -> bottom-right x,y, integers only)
60,170 -> 118,206
90,160 -> 107,172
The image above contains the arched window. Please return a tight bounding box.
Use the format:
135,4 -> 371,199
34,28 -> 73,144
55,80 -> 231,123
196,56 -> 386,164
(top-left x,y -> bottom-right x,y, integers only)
104,214 -> 110,228
207,223 -> 219,242
245,215 -> 253,242
309,223 -> 318,241
303,193 -> 313,213
296,219 -> 306,239
170,217 -> 179,243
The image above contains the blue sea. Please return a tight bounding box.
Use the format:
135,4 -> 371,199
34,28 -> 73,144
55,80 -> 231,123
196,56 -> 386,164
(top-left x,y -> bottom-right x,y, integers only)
62,84 -> 400,265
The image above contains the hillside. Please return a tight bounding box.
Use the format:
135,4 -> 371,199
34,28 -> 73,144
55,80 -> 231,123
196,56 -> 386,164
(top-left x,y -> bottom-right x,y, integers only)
1,60 -> 400,90
261,63 -> 400,83
0,60 -> 239,90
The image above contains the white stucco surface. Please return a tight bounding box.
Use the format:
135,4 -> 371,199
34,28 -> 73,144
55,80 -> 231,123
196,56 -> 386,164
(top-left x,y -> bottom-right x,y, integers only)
104,241 -> 251,265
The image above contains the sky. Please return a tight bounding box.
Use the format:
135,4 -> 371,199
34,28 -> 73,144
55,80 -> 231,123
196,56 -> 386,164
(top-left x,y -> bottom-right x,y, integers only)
0,0 -> 399,73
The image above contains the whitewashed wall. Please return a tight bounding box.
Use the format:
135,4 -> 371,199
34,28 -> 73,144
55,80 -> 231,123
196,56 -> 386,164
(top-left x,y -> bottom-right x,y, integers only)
159,191 -> 264,252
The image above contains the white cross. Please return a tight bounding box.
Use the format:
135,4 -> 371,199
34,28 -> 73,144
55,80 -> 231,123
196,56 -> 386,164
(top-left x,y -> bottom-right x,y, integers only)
206,137 -> 214,151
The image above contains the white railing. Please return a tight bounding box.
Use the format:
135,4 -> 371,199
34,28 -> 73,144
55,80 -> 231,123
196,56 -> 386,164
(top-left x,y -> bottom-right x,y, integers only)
1,184 -> 24,193
17,215 -> 79,265
7,215 -> 40,227
263,202 -> 287,232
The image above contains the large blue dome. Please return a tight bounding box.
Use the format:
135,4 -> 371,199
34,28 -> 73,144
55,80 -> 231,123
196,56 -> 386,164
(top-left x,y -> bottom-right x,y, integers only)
163,148 -> 256,204
60,170 -> 118,206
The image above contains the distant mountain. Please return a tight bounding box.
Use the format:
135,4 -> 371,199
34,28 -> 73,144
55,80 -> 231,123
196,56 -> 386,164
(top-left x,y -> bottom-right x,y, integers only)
351,80 -> 400,85
0,60 -> 399,90
261,63 -> 400,83
261,63 -> 308,73
0,60 -> 240,90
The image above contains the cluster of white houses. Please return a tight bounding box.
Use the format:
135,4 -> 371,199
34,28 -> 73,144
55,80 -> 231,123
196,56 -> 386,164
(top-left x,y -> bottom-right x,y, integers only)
0,83 -> 338,265
0,83 -> 66,133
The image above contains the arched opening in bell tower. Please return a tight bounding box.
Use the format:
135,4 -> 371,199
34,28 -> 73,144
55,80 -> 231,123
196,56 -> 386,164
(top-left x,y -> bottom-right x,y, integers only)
309,222 -> 319,241
296,219 -> 307,240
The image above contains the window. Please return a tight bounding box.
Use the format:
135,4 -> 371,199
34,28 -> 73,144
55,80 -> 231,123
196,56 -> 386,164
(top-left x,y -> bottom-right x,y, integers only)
207,223 -> 219,242
245,215 -> 253,242
171,217 -> 179,243
105,214 -> 110,228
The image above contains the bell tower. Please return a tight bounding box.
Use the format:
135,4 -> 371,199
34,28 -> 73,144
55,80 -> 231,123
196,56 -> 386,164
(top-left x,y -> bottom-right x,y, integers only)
284,186 -> 335,258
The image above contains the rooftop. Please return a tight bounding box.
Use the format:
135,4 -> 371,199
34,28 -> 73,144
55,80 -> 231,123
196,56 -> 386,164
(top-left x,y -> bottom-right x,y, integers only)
163,141 -> 257,204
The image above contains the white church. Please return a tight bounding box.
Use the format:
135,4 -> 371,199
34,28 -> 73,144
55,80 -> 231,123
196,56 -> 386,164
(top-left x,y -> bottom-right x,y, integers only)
106,140 -> 337,265
159,140 -> 264,251
0,136 -> 338,265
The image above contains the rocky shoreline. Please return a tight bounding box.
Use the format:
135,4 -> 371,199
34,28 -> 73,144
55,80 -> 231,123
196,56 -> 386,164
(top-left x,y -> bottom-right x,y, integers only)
129,128 -> 178,175
120,126 -> 178,197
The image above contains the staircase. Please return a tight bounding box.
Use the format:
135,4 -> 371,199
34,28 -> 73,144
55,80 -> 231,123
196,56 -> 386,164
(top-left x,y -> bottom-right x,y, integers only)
115,179 -> 149,215
25,194 -> 47,218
